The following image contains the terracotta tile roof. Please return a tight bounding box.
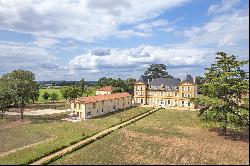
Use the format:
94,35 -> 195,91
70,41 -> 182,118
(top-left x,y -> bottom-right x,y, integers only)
72,92 -> 131,104
96,86 -> 113,91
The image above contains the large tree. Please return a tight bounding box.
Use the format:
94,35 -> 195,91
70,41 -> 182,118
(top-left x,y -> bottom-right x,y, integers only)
144,64 -> 173,79
78,78 -> 86,95
195,76 -> 206,95
2,69 -> 37,119
30,82 -> 40,104
67,86 -> 82,100
191,52 -> 249,135
0,78 -> 13,119
60,86 -> 69,100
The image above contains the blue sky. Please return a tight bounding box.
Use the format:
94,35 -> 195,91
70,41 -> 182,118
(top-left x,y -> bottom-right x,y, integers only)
0,0 -> 249,81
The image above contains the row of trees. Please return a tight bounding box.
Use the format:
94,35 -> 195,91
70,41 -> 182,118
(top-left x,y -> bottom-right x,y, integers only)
0,70 -> 39,119
60,78 -> 94,100
96,77 -> 136,94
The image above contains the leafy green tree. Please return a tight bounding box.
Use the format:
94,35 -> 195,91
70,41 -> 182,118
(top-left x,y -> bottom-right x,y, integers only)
195,76 -> 206,94
50,92 -> 58,103
124,78 -> 136,95
84,88 -> 94,97
144,64 -> 173,79
30,82 -> 40,104
60,86 -> 69,100
1,69 -> 37,119
78,78 -> 86,95
0,78 -> 13,119
191,52 -> 249,135
67,86 -> 81,100
97,77 -> 108,87
42,91 -> 50,101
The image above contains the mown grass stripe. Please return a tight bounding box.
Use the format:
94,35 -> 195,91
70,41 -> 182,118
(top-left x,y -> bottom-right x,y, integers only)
30,108 -> 159,165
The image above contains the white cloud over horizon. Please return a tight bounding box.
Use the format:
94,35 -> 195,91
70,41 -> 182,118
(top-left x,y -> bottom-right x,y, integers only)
0,0 -> 188,42
0,0 -> 248,81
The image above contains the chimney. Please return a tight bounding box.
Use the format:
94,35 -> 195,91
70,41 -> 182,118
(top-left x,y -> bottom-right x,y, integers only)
193,77 -> 195,83
147,79 -> 150,84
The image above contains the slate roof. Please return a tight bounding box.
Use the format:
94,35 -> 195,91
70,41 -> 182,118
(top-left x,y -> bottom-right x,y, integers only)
180,74 -> 194,84
149,78 -> 181,87
72,92 -> 131,104
136,75 -> 152,84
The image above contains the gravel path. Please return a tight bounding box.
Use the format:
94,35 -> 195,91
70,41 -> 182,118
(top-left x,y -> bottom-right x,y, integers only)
4,109 -> 71,116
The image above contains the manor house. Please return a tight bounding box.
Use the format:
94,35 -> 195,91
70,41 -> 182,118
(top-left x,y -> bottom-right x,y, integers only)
134,74 -> 198,110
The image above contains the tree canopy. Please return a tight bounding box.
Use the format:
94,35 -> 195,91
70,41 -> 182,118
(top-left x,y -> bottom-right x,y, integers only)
191,52 -> 249,135
144,64 -> 173,79
1,69 -> 37,119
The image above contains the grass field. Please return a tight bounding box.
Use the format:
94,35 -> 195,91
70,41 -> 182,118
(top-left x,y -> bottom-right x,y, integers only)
52,109 -> 249,165
0,106 -> 151,164
38,87 -> 97,102
38,88 -> 63,102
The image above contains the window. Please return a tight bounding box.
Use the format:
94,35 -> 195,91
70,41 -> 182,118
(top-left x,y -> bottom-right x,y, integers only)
175,100 -> 178,106
140,86 -> 143,90
188,102 -> 191,106
175,93 -> 178,97
161,92 -> 164,96
87,112 -> 91,116
188,87 -> 190,91
141,99 -> 144,104
160,100 -> 164,105
154,92 -> 157,96
182,93 -> 185,97
182,101 -> 185,107
168,100 -> 171,104
102,109 -> 104,112
182,87 -> 184,91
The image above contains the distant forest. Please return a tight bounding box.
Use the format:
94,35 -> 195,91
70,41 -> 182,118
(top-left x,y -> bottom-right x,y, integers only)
38,80 -> 97,87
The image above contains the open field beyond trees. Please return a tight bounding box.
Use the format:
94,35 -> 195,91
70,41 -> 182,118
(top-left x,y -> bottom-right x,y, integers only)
52,109 -> 249,165
0,106 -> 151,164
38,87 -> 97,102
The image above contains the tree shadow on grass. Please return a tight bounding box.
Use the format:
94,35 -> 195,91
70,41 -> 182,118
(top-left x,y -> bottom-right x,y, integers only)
208,128 -> 249,143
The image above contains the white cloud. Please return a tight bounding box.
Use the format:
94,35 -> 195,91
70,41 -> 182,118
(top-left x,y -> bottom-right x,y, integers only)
135,19 -> 175,33
182,8 -> 249,47
207,0 -> 240,15
0,41 -> 68,79
0,0 -> 189,42
33,37 -> 60,48
69,45 -> 213,79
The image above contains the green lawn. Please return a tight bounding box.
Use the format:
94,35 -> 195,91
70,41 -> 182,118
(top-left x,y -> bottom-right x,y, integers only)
52,109 -> 249,165
0,106 -> 151,164
38,87 -> 97,102
38,88 -> 63,102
